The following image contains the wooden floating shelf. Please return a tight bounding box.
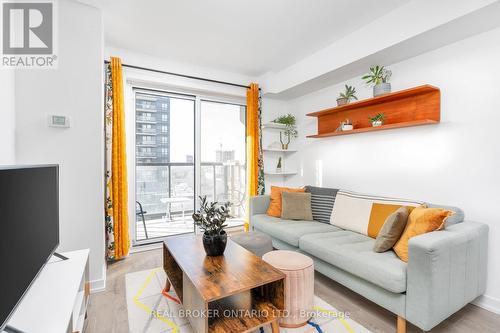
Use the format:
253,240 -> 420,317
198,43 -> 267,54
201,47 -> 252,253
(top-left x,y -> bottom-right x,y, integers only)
307,85 -> 440,138
307,119 -> 438,138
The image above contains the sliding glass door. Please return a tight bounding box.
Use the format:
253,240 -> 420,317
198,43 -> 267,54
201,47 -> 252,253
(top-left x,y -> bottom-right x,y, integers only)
135,90 -> 195,242
200,100 -> 246,228
133,90 -> 246,244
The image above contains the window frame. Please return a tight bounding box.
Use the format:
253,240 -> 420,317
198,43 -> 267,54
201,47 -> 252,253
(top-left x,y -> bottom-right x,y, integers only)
130,86 -> 247,247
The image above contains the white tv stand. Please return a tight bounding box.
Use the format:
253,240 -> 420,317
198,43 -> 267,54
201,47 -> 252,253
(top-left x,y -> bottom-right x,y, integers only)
4,249 -> 90,333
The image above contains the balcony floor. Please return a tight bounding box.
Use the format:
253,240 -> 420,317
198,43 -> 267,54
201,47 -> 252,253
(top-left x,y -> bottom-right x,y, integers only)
135,215 -> 245,241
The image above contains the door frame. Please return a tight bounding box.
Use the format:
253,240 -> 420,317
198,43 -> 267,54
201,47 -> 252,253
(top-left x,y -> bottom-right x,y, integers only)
127,85 -> 246,247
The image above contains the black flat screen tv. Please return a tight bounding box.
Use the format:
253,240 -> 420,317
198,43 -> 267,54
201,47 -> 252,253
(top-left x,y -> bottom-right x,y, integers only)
0,165 -> 59,332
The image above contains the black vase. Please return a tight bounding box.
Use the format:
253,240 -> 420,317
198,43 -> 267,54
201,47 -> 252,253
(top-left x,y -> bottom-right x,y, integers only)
202,230 -> 227,256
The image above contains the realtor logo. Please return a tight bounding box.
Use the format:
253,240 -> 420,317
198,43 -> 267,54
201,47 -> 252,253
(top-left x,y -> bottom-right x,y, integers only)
1,0 -> 57,68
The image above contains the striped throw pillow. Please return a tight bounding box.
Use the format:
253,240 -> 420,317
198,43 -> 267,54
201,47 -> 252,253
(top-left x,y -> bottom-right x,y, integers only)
304,186 -> 338,224
330,190 -> 424,237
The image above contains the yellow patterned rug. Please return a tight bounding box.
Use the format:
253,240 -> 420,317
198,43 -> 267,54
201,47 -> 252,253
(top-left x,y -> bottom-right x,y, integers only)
125,268 -> 372,333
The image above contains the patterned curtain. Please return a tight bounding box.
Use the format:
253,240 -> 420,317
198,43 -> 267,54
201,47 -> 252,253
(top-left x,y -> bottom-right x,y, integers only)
256,88 -> 265,195
245,83 -> 265,230
105,57 -> 130,261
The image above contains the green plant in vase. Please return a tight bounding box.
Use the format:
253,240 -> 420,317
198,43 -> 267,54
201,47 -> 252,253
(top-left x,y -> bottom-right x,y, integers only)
276,156 -> 282,173
368,113 -> 385,127
337,85 -> 358,106
362,65 -> 392,97
273,114 -> 298,150
192,196 -> 231,256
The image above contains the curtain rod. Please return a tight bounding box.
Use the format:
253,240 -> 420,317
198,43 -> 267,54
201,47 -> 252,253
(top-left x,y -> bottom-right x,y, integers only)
104,60 -> 256,90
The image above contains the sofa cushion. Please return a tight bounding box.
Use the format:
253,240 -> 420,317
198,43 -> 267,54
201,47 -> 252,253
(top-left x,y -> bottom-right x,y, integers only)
251,214 -> 341,247
299,231 -> 407,293
304,185 -> 338,223
267,186 -> 305,217
393,207 -> 453,262
281,192 -> 313,220
373,206 -> 411,253
330,190 -> 423,237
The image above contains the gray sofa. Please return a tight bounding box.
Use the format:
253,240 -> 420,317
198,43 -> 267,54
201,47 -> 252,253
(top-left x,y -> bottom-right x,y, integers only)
249,193 -> 488,331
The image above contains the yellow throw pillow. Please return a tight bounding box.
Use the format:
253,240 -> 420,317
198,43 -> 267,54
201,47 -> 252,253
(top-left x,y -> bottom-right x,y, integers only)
368,203 -> 404,238
267,186 -> 305,218
393,206 -> 454,262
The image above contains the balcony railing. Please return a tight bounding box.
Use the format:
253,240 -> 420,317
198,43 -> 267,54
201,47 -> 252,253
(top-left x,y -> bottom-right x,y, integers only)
136,162 -> 245,221
136,107 -> 157,112
136,151 -> 157,158
137,139 -> 157,145
136,128 -> 157,134
136,116 -> 157,123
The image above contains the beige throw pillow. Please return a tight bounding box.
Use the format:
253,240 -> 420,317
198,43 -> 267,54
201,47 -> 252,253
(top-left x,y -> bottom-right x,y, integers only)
281,192 -> 313,221
373,206 -> 411,253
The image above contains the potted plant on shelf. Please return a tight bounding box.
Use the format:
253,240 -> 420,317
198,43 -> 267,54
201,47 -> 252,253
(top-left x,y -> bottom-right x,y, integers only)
276,156 -> 282,173
336,85 -> 358,106
272,114 -> 298,150
362,65 -> 392,97
341,118 -> 353,131
192,196 -> 230,256
368,113 -> 385,127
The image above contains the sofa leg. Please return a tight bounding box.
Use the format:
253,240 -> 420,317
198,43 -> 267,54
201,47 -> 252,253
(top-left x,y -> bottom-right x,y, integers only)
397,316 -> 406,333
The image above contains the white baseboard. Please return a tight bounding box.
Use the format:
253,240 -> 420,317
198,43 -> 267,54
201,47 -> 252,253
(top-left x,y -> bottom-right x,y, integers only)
90,277 -> 106,293
472,295 -> 500,315
89,263 -> 107,293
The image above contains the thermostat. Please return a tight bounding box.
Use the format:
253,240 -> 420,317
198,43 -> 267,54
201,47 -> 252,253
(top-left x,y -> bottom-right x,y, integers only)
48,115 -> 70,128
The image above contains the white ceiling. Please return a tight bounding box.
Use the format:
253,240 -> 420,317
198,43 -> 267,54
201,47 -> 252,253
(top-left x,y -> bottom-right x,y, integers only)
84,0 -> 409,77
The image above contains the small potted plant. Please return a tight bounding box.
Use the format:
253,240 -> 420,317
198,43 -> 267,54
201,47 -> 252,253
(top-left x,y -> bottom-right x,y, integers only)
341,119 -> 353,131
273,114 -> 298,150
192,196 -> 230,256
276,156 -> 282,173
362,65 -> 392,97
368,113 -> 385,127
337,85 -> 358,106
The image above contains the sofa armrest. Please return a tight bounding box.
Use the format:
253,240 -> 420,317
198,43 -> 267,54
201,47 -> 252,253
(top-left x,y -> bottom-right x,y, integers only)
406,221 -> 488,331
249,195 -> 270,228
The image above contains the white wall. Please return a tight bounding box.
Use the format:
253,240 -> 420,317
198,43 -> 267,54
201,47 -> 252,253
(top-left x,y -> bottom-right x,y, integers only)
14,0 -> 106,290
0,69 -> 15,164
282,27 -> 500,313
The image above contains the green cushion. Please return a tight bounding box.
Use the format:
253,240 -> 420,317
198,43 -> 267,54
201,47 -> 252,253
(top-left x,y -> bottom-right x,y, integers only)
299,231 -> 407,293
251,214 -> 340,247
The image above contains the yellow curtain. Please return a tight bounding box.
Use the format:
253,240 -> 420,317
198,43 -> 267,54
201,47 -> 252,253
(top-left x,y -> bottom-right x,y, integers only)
246,83 -> 264,231
246,83 -> 259,197
110,57 -> 130,259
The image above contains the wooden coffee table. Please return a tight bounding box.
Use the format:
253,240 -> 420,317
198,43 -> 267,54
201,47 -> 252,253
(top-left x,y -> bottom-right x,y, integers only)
163,234 -> 285,333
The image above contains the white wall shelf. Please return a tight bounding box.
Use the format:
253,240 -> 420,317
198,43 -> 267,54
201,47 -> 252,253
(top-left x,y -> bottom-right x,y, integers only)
262,122 -> 295,130
262,121 -> 298,186
263,148 -> 297,153
264,171 -> 298,176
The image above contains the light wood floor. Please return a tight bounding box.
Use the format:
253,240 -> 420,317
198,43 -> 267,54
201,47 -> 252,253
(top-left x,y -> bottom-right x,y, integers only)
86,248 -> 500,333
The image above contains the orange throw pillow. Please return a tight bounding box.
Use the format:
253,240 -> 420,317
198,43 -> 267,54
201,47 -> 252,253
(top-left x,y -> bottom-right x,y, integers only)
393,206 -> 454,262
267,186 -> 305,217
